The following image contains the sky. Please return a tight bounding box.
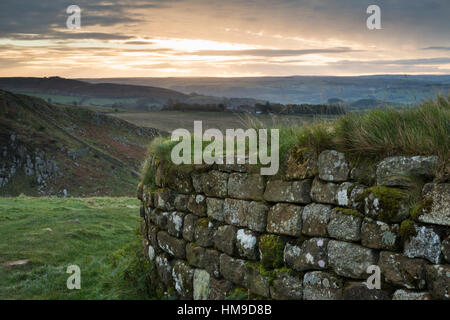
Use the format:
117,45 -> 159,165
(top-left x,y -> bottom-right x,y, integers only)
0,0 -> 449,77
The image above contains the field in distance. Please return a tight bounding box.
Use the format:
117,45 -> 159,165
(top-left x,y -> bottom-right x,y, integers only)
111,110 -> 338,133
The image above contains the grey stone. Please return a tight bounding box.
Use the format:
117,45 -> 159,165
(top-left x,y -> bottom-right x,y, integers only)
359,188 -> 409,222
182,214 -> 198,242
194,218 -> 216,247
392,289 -> 432,300
206,197 -> 225,222
310,178 -> 338,204
172,260 -> 194,299
343,282 -> 391,300
204,249 -> 221,278
284,238 -> 329,272
404,225 -> 442,264
187,194 -> 207,217
301,203 -> 332,237
318,150 -> 350,182
264,180 -> 312,204
213,225 -> 237,256
154,189 -> 176,211
219,254 -> 246,286
201,170 -> 228,198
174,194 -> 189,211
186,243 -> 205,268
223,198 -> 249,227
266,203 -> 303,236
426,264 -> 450,300
167,211 -> 185,238
379,251 -> 428,290
244,263 -> 271,297
193,269 -> 210,300
361,218 -> 400,250
155,253 -> 173,286
208,278 -> 234,300
303,271 -> 343,300
228,173 -> 265,201
236,229 -> 259,260
335,182 -> 353,207
442,236 -> 450,263
327,209 -> 362,242
418,183 -> 450,226
328,240 -> 378,279
270,271 -> 303,300
165,165 -> 194,194
157,231 -> 186,259
247,201 -> 269,232
376,155 -> 439,187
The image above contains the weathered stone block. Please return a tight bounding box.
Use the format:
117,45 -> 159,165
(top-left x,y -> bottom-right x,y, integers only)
426,264 -> 450,300
264,180 -> 312,204
327,208 -> 362,242
186,243 -> 205,268
172,260 -> 194,299
285,146 -> 318,180
194,218 -> 216,247
361,218 -> 400,250
155,253 -> 173,286
418,183 -> 450,226
157,231 -> 186,259
206,197 -> 224,222
219,254 -> 246,286
244,263 -> 271,297
342,282 -> 391,300
284,238 -> 329,272
208,278 -> 234,300
154,210 -> 170,230
376,155 -> 438,187
165,165 -> 194,194
167,211 -> 185,238
259,234 -> 285,269
201,170 -> 228,198
310,178 -> 338,204
302,203 -> 332,237
236,229 -> 259,260
228,173 -> 265,201
147,223 -> 160,253
318,150 -> 350,182
247,201 -> 269,232
303,271 -> 343,300
223,198 -> 249,227
182,214 -> 198,242
213,225 -> 237,256
392,289 -> 432,300
187,194 -> 207,217
174,194 -> 188,211
357,186 -> 409,222
267,203 -> 303,236
204,249 -> 221,278
404,224 -> 442,264
193,269 -> 210,300
335,182 -> 353,207
154,188 -> 176,211
379,251 -> 428,289
270,270 -> 303,300
328,240 -> 378,279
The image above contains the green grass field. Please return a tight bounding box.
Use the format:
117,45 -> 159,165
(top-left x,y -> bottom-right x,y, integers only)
0,196 -> 154,300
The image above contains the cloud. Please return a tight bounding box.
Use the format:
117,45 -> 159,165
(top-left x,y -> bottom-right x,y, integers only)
422,46 -> 450,51
185,47 -> 357,57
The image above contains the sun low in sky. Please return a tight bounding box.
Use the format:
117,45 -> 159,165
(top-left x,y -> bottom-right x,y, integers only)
0,0 -> 449,77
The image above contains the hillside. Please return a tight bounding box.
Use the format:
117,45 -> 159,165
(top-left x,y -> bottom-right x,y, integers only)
0,90 -> 160,197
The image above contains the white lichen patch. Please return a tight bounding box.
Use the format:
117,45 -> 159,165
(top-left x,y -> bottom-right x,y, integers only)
237,229 -> 257,250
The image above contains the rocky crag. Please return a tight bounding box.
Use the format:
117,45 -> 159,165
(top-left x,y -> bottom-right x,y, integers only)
138,149 -> 449,300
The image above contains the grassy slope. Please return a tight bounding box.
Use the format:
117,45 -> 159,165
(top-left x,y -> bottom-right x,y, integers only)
0,197 -> 153,300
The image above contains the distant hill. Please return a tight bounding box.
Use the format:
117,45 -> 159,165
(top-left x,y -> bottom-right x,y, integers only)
82,75 -> 450,105
0,77 -> 263,110
0,90 -> 160,197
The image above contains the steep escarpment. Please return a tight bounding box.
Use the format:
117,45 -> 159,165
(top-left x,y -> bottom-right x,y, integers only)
0,90 -> 160,196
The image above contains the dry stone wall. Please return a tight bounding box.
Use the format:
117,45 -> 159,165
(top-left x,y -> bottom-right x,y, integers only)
137,150 -> 449,300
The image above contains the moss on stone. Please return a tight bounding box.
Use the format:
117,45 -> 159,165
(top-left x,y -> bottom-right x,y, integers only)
335,207 -> 364,218
399,219 -> 417,241
357,186 -> 408,222
225,287 -> 249,300
245,261 -> 276,285
195,217 -> 211,228
259,234 -> 285,269
410,198 -> 433,221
